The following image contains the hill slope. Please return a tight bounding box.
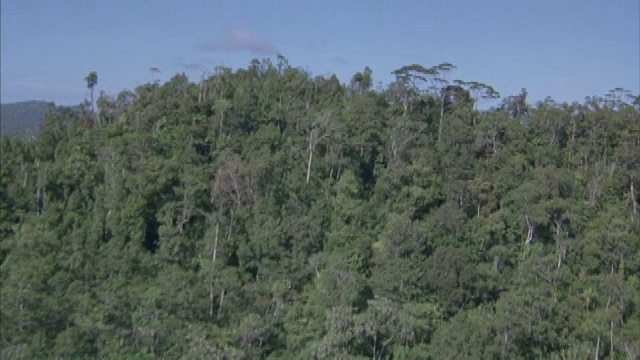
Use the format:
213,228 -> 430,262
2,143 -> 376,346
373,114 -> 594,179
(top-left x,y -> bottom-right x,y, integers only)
1,61 -> 639,359
1,101 -> 51,136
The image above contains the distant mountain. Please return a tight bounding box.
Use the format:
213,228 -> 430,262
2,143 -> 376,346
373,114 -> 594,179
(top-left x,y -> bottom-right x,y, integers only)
1,101 -> 52,136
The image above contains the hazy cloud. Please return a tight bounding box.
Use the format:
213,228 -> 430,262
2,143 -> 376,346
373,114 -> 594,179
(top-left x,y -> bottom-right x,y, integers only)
180,61 -> 207,72
331,56 -> 349,65
175,57 -> 219,73
198,28 -> 277,55
4,76 -> 78,92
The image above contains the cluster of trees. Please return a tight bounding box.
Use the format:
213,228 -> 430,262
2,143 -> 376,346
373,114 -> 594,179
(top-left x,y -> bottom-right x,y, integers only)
1,56 -> 639,359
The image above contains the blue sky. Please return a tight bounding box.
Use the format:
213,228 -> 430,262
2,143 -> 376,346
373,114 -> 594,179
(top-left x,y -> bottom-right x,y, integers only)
1,0 -> 638,106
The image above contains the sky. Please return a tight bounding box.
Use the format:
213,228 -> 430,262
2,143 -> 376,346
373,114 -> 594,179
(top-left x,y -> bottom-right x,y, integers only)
1,0 -> 639,107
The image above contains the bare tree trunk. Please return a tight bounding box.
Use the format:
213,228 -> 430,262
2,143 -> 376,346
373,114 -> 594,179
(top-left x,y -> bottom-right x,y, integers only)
306,145 -> 313,184
525,212 -> 535,245
217,287 -> 225,320
372,331 -> 377,360
555,219 -> 565,269
595,335 -> 600,360
212,221 -> 219,262
91,87 -> 101,128
22,168 -> 28,189
306,130 -> 315,184
610,321 -> 614,358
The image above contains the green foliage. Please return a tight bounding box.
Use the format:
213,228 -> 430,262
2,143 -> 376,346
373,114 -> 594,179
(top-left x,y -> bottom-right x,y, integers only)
1,58 -> 638,358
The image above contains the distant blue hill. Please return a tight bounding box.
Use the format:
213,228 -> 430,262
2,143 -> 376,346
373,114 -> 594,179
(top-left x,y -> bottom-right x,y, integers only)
1,100 -> 52,137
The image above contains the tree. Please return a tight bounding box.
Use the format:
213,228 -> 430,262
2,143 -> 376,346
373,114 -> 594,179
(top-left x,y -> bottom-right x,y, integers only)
149,67 -> 161,84
455,80 -> 500,125
85,71 -> 99,125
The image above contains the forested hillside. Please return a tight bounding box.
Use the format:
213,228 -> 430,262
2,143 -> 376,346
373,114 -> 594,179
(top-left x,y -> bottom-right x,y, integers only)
1,58 -> 639,359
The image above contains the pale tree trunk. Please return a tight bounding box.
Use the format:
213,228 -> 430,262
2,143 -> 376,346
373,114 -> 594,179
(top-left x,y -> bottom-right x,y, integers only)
22,167 -> 28,189
525,212 -> 535,245
209,281 -> 215,317
438,95 -> 445,143
212,221 -> 219,263
217,287 -> 225,320
472,103 -> 477,126
306,139 -> 314,184
305,116 -> 332,184
306,128 -> 325,184
610,321 -> 614,358
557,247 -> 566,270
595,335 -> 600,360
555,218 -> 566,269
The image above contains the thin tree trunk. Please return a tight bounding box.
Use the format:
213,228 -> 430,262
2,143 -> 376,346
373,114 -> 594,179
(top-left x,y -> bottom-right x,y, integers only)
525,212 -> 535,245
472,104 -> 477,126
556,219 -> 564,269
217,287 -> 225,320
372,331 -> 377,360
306,149 -> 313,184
22,169 -> 28,189
595,335 -> 600,360
306,131 -> 314,184
610,321 -> 614,358
212,221 -> 219,262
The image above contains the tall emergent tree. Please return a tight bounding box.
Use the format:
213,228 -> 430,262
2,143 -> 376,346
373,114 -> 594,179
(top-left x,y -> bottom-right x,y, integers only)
85,71 -> 99,126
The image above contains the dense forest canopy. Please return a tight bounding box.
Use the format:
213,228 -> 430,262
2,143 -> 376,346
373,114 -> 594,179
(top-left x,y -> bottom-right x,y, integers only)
1,57 -> 639,359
